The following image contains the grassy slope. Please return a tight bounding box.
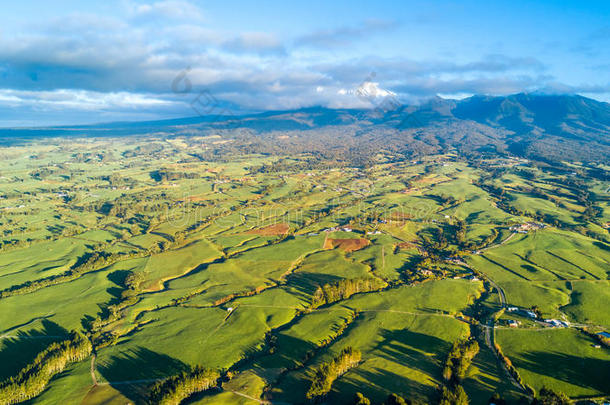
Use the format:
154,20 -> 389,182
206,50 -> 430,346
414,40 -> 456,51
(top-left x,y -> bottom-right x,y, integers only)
496,328 -> 610,397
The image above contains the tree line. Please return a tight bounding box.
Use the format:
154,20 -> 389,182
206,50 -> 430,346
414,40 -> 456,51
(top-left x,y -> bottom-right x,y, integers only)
311,277 -> 387,308
352,392 -> 412,405
149,366 -> 219,405
439,338 -> 479,405
0,332 -> 91,404
306,347 -> 361,402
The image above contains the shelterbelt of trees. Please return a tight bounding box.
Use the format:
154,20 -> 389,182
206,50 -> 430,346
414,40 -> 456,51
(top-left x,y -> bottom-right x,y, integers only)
306,347 -> 362,401
311,277 -> 387,308
440,339 -> 479,405
149,366 -> 220,405
0,332 -> 91,405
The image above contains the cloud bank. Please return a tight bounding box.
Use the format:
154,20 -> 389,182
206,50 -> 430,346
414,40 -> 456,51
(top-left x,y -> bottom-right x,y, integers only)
0,0 -> 608,125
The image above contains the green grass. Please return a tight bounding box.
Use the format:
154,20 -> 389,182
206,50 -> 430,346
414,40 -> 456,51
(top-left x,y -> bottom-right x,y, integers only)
139,238 -> 223,291
272,309 -> 469,404
562,280 -> 610,328
0,145 -> 608,405
0,269 -> 117,334
496,328 -> 610,398
99,302 -> 296,374
500,281 -> 570,317
349,233 -> 418,281
0,238 -> 90,290
462,337 -> 525,404
468,229 -> 610,283
338,279 -> 483,315
25,360 -> 98,405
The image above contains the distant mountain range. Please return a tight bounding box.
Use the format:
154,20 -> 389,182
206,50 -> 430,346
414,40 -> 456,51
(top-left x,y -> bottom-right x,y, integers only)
2,93 -> 609,163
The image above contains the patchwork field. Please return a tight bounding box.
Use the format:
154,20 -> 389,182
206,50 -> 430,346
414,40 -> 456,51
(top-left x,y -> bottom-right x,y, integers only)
0,138 -> 608,405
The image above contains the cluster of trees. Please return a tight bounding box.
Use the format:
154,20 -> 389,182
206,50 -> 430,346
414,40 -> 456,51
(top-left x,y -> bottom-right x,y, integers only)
100,173 -> 137,188
531,388 -> 570,405
122,270 -> 146,298
0,332 -> 91,404
442,339 -> 479,382
466,228 -> 498,252
430,194 -> 459,208
438,385 -> 469,405
29,166 -> 64,180
71,151 -> 115,163
317,311 -> 358,347
150,169 -> 199,182
86,269 -> 150,347
417,222 -> 497,260
597,334 -> 610,347
438,339 -> 479,405
443,215 -> 498,253
474,181 -> 522,214
311,277 -> 387,308
265,311 -> 359,384
453,219 -> 467,247
149,366 -> 219,405
418,228 -> 451,257
0,238 -> 36,252
252,158 -> 338,173
352,392 -> 411,405
306,347 -> 361,401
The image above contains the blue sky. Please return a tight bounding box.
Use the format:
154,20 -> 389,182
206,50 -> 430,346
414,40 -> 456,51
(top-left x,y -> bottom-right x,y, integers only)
0,0 -> 609,126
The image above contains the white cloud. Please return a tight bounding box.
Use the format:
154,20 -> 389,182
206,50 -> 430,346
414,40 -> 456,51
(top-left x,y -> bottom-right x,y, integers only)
129,0 -> 205,21
0,89 -> 177,111
223,32 -> 285,54
0,6 -> 607,125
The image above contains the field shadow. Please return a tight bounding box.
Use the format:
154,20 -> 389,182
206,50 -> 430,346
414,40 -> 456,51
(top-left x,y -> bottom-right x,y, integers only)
465,210 -> 485,223
89,270 -> 132,325
105,270 -> 130,303
462,340 -> 526,404
107,269 -> 131,287
164,256 -> 226,288
397,254 -> 425,275
481,255 -> 530,281
592,241 -> 610,252
46,224 -> 66,235
0,320 -> 68,381
517,350 -> 610,394
253,333 -> 318,378
285,272 -> 344,302
328,328 -> 449,403
520,264 -> 539,274
332,366 -> 434,404
465,375 -> 529,405
374,329 -> 447,376
98,346 -> 189,403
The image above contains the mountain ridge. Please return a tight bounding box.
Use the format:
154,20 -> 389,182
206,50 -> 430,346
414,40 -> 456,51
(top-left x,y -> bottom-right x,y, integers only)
1,93 -> 609,163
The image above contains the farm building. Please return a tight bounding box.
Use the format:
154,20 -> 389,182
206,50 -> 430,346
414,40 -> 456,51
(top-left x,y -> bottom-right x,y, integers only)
509,222 -> 546,233
524,310 -> 537,319
544,319 -> 569,327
